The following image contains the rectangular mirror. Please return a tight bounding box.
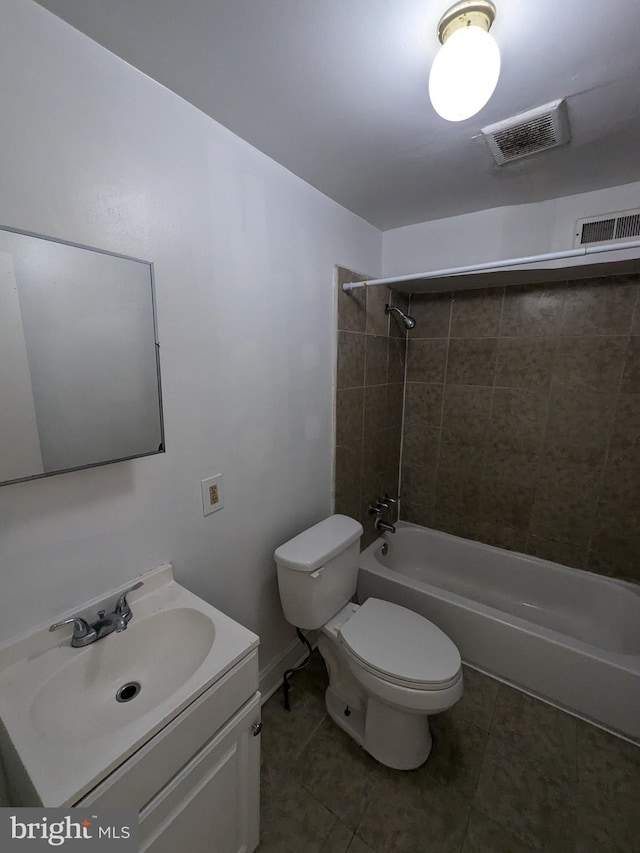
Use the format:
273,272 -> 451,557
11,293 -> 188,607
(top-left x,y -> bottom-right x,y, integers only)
0,227 -> 164,486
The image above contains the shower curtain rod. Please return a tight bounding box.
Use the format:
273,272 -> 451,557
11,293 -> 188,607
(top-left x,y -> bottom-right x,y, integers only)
341,239 -> 640,292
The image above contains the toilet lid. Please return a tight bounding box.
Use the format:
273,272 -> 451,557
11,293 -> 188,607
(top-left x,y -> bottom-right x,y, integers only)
339,598 -> 461,687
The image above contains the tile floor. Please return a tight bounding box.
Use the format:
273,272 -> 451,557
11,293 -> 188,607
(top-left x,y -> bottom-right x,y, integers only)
258,651 -> 640,853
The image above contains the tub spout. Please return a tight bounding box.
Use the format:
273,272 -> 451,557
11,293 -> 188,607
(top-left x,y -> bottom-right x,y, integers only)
375,518 -> 396,534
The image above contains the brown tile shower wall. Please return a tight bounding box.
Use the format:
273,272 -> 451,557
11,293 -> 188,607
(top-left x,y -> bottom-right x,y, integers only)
334,266 -> 406,547
400,274 -> 640,583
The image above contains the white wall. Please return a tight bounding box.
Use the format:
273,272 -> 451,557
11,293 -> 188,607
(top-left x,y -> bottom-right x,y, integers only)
0,0 -> 381,670
382,181 -> 640,276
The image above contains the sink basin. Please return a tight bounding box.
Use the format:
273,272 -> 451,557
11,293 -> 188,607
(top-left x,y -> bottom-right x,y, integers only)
30,607 -> 215,741
0,564 -> 259,807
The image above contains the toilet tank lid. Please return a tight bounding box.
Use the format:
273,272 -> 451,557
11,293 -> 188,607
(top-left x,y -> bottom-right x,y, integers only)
274,515 -> 363,572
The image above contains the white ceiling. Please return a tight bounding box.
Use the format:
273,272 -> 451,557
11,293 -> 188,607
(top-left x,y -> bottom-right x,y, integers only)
34,0 -> 640,230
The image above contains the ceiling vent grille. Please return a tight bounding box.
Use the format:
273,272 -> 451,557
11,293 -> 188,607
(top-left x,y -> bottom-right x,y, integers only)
481,99 -> 570,165
575,209 -> 640,247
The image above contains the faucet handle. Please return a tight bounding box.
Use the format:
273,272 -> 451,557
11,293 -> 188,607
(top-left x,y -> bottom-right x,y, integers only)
49,616 -> 92,640
382,494 -> 398,504
368,502 -> 384,515
114,581 -> 144,615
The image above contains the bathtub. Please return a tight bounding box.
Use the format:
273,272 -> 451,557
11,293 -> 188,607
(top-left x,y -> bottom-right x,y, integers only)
357,521 -> 640,741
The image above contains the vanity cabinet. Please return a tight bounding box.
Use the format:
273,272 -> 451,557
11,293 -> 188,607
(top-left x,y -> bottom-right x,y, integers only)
76,650 -> 261,853
0,565 -> 261,849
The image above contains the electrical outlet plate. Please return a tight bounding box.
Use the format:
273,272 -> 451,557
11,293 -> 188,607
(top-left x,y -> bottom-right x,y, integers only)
201,473 -> 224,516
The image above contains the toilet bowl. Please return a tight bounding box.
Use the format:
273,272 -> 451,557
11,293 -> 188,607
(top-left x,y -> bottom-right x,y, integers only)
318,599 -> 461,768
275,514 -> 463,770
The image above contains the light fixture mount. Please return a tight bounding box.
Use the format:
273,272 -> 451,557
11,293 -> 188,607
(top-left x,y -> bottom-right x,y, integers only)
437,0 -> 496,44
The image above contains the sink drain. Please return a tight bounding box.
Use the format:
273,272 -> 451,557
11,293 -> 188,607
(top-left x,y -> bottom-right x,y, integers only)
116,681 -> 141,703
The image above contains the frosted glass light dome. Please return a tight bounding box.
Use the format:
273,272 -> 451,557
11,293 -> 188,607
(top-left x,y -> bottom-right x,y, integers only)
429,25 -> 501,122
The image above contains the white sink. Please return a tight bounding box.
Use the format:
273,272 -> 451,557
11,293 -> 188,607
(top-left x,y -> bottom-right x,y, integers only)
31,607 -> 216,742
0,565 -> 259,807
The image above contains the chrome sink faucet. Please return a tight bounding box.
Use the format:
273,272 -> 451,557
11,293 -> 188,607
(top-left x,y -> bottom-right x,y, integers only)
49,581 -> 144,648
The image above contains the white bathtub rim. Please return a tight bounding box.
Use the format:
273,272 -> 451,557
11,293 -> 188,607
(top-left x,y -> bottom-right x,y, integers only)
360,550 -> 640,673
378,520 -> 640,598
360,528 -> 640,666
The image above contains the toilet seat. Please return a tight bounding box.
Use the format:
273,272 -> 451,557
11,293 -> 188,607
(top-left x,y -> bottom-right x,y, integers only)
339,598 -> 461,691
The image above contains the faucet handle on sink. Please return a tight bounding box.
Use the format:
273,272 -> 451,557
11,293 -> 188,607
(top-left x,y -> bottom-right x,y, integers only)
49,616 -> 93,642
114,581 -> 144,619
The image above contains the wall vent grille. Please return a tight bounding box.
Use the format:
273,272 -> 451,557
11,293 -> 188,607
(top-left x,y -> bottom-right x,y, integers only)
575,209 -> 640,247
481,99 -> 570,165
616,213 -> 640,240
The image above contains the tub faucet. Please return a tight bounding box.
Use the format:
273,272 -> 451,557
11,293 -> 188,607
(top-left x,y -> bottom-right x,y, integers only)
375,518 -> 396,534
378,494 -> 398,508
49,581 -> 143,648
369,495 -> 398,514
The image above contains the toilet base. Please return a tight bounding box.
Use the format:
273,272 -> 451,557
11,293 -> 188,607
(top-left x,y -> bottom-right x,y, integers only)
325,684 -> 433,770
319,625 -> 435,771
364,696 -> 432,769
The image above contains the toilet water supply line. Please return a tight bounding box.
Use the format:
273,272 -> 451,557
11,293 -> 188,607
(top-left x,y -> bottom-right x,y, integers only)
282,628 -> 313,711
340,239 -> 640,291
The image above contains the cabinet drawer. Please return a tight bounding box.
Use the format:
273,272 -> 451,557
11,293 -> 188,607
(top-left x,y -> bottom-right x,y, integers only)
76,650 -> 258,810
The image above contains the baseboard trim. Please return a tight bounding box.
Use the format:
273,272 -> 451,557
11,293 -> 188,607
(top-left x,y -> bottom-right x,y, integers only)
259,630 -> 317,704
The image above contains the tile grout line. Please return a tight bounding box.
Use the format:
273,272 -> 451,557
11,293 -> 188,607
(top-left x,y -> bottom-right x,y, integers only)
357,286 -> 370,525
396,294 -> 409,512
479,288 -> 507,529
384,288 -> 404,513
336,285 -> 365,521
467,723 -> 493,816
585,279 -> 640,571
455,804 -> 474,853
523,282 -> 566,557
430,291 -> 453,527
291,711 -> 329,767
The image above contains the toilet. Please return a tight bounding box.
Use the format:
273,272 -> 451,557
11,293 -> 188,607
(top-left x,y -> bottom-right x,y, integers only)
274,514 -> 463,770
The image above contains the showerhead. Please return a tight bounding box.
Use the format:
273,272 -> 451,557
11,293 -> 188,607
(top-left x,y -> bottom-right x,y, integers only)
385,303 -> 416,330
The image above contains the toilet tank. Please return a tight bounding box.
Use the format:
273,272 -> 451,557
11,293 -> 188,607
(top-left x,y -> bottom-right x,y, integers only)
274,515 -> 363,629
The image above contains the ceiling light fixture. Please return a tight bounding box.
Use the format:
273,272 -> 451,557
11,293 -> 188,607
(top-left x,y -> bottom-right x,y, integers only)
429,0 -> 500,122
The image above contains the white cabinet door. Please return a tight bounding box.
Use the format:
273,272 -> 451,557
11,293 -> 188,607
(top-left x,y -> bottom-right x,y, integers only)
139,693 -> 261,853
